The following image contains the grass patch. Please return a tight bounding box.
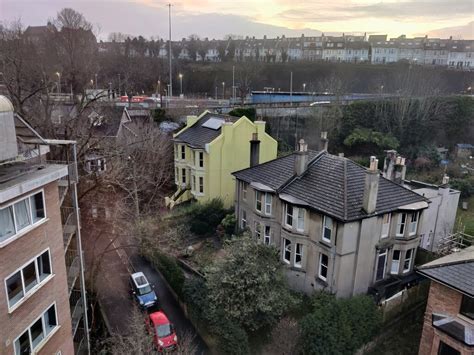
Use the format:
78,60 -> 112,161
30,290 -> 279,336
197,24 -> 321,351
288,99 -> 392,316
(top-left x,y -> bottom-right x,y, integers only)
457,196 -> 474,236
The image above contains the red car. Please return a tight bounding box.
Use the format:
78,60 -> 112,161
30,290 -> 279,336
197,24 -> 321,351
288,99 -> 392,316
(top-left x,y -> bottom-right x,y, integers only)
146,311 -> 178,352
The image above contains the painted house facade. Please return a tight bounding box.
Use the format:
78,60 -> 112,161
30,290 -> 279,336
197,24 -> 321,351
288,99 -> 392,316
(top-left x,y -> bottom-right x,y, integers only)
233,140 -> 428,299
166,111 -> 277,209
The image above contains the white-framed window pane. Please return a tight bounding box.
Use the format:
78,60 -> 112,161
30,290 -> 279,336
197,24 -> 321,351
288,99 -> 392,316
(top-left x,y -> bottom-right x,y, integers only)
264,226 -> 271,245
397,213 -> 406,235
254,222 -> 261,239
295,243 -> 303,267
199,152 -> 204,167
180,145 -> 185,159
14,199 -> 31,231
242,182 -> 247,200
265,194 -> 272,215
403,249 -> 413,272
409,213 -> 418,234
37,251 -> 51,281
286,205 -> 293,227
0,206 -> 15,240
7,271 -> 24,307
255,191 -> 262,212
30,192 -> 45,223
381,213 -> 390,238
297,208 -> 305,231
375,249 -> 387,281
199,177 -> 204,193
30,317 -> 44,349
283,239 -> 291,263
45,304 -> 57,335
15,330 -> 30,355
323,216 -> 332,241
22,261 -> 38,293
319,253 -> 328,280
391,250 -> 400,274
181,168 -> 186,184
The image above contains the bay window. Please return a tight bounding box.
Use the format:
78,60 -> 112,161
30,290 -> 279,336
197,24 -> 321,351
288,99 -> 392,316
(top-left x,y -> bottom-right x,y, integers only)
254,222 -> 261,239
403,249 -> 414,273
375,248 -> 387,281
241,182 -> 248,201
381,213 -> 391,238
255,191 -> 262,212
264,226 -> 271,245
409,213 -> 419,235
283,238 -> 291,264
294,243 -> 303,268
391,250 -> 400,274
199,177 -> 204,194
198,152 -> 204,168
397,213 -> 407,236
265,194 -> 272,215
285,204 -> 293,227
180,145 -> 185,160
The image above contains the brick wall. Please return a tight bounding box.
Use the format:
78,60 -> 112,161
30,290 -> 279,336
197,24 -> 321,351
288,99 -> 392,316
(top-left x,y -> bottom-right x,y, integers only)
418,281 -> 472,355
0,182 -> 74,355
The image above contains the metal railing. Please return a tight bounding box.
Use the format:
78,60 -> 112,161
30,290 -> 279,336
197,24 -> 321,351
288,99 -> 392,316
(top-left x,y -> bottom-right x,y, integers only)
437,232 -> 474,255
70,289 -> 83,337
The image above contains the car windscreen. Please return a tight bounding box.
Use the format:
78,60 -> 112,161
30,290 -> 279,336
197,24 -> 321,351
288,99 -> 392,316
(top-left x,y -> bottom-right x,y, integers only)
138,284 -> 152,295
156,324 -> 172,338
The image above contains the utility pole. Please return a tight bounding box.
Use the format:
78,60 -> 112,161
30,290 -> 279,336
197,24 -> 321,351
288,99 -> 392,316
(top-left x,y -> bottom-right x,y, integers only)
168,3 -> 172,99
290,71 -> 293,106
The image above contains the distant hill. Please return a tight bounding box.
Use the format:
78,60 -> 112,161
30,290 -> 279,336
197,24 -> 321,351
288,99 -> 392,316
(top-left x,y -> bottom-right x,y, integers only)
425,21 -> 474,39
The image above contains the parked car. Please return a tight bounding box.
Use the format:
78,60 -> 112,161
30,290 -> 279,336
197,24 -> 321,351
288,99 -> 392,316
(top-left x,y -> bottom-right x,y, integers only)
146,311 -> 178,352
129,272 -> 158,309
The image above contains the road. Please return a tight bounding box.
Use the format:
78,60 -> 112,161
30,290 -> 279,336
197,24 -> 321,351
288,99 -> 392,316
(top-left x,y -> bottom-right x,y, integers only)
80,190 -> 208,353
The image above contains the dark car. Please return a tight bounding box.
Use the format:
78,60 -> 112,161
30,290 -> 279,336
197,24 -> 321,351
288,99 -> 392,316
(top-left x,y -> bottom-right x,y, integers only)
130,272 -> 158,309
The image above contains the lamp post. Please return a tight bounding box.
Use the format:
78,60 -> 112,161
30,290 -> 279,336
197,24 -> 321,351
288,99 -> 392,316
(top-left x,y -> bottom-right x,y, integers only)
179,73 -> 183,96
55,72 -> 61,94
222,81 -> 225,100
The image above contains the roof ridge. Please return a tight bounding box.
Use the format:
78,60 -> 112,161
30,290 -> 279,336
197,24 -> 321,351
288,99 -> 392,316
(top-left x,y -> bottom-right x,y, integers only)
419,257 -> 474,270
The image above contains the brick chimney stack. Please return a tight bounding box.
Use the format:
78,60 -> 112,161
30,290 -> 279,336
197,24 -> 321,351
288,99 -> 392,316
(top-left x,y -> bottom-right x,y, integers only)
363,156 -> 380,214
294,139 -> 309,176
319,131 -> 329,151
250,132 -> 260,167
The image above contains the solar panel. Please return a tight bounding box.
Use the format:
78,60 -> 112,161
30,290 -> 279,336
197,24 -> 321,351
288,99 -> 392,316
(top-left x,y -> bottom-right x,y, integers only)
202,117 -> 225,130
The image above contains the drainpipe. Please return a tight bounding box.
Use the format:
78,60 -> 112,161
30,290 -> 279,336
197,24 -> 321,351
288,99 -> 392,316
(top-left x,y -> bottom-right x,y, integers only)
72,143 -> 91,355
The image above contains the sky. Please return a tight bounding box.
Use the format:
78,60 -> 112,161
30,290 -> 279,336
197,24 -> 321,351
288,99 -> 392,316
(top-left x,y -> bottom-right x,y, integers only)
1,0 -> 473,40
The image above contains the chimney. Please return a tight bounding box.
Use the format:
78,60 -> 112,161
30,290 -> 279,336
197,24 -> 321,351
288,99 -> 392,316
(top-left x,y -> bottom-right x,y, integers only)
250,132 -> 260,167
363,156 -> 380,214
442,174 -> 450,185
393,156 -> 406,184
294,139 -> 309,176
319,131 -> 329,151
382,150 -> 397,180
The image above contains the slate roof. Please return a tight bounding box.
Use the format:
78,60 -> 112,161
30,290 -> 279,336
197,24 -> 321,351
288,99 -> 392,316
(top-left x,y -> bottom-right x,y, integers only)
418,246 -> 474,297
233,150 -> 427,222
173,112 -> 238,148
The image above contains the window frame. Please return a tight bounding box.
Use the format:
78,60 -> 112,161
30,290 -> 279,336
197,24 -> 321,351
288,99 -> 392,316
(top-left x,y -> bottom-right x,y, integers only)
284,204 -> 305,232
198,151 -> 204,168
254,221 -> 261,239
285,204 -> 293,228
264,193 -> 272,216
198,176 -> 204,194
264,225 -> 271,245
255,191 -> 263,212
409,212 -> 419,236
0,189 -> 47,247
241,182 -> 248,201
294,243 -> 303,268
391,250 -> 401,275
459,295 -> 474,320
13,302 -> 59,355
396,213 -> 407,237
375,248 -> 388,282
5,248 -> 53,312
181,168 -> 186,185
283,238 -> 291,264
381,213 -> 391,239
322,216 -> 333,243
318,253 -> 329,281
180,145 -> 185,160
403,249 -> 414,273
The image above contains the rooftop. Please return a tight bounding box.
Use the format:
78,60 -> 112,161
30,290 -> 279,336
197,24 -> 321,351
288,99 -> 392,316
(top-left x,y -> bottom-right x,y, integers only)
417,246 -> 474,297
233,150 -> 427,222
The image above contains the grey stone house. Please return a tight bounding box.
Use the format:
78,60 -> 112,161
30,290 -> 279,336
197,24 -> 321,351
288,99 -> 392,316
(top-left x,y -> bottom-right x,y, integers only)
232,140 -> 429,299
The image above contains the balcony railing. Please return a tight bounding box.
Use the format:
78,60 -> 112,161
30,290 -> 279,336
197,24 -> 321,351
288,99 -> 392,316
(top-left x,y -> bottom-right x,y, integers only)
67,256 -> 81,295
438,232 -> 474,255
70,290 -> 83,337
61,207 -> 77,250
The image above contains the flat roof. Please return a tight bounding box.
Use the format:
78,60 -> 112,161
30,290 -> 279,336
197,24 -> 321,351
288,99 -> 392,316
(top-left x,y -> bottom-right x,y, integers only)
0,163 -> 68,204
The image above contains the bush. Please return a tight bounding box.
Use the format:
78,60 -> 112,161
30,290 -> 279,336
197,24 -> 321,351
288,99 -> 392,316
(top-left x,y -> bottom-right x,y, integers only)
188,199 -> 229,236
220,213 -> 237,236
150,251 -> 185,299
213,318 -> 249,355
228,107 -> 256,121
183,277 -> 209,322
151,108 -> 167,123
451,178 -> 474,198
300,292 -> 381,354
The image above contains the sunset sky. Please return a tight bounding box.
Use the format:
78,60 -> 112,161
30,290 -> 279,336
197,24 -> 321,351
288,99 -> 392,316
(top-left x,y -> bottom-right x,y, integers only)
1,0 -> 473,40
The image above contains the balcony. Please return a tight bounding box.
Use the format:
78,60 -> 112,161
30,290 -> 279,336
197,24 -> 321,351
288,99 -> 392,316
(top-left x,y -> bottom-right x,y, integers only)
70,289 -> 83,337
46,160 -> 78,184
67,255 -> 81,295
61,207 -> 77,250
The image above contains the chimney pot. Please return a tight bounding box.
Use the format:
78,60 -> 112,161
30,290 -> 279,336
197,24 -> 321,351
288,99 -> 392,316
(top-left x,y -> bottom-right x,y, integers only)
295,139 -> 309,176
338,153 -> 344,157
442,174 -> 450,185
363,156 -> 380,214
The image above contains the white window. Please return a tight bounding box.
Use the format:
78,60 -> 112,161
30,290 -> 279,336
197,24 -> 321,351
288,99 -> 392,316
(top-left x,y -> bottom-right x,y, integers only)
265,194 -> 272,215
255,191 -> 263,212
254,222 -> 261,239
381,213 -> 391,238
242,182 -> 248,201
285,204 -> 305,232
322,216 -> 333,243
198,152 -> 204,168
397,213 -> 407,236
409,213 -> 418,235
318,253 -> 329,281
283,238 -> 291,264
14,303 -> 58,355
391,250 -> 400,274
199,177 -> 204,194
264,226 -> 271,245
241,210 -> 247,229
403,249 -> 414,273
375,248 -> 387,281
0,191 -> 46,244
6,249 -> 52,309
294,243 -> 303,268
180,145 -> 185,160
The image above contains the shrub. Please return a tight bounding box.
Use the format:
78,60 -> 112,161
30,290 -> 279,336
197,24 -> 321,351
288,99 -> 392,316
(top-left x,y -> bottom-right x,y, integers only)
150,251 -> 185,299
228,107 -> 256,121
451,178 -> 474,198
212,316 -> 250,355
220,213 -> 237,236
189,199 -> 228,236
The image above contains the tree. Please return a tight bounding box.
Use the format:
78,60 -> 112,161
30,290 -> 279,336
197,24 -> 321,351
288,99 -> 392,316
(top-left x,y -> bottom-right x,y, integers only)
205,235 -> 294,332
300,292 -> 381,355
343,128 -> 399,155
187,34 -> 200,61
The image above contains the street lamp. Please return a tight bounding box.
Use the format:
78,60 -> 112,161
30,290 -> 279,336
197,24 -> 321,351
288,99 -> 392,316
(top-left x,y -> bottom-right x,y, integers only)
303,83 -> 306,92
222,81 -> 225,100
55,72 -> 61,94
179,73 -> 183,96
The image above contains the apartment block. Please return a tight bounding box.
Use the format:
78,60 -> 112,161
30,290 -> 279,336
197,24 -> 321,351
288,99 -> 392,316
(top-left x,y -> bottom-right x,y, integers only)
0,96 -> 89,354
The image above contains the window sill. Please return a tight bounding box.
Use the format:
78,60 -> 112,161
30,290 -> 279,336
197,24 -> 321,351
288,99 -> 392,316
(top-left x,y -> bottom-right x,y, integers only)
290,266 -> 305,273
315,277 -> 328,287
8,274 -> 55,314
254,210 -> 272,218
318,240 -> 332,249
0,218 -> 49,249
282,226 -> 307,236
32,325 -> 61,354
